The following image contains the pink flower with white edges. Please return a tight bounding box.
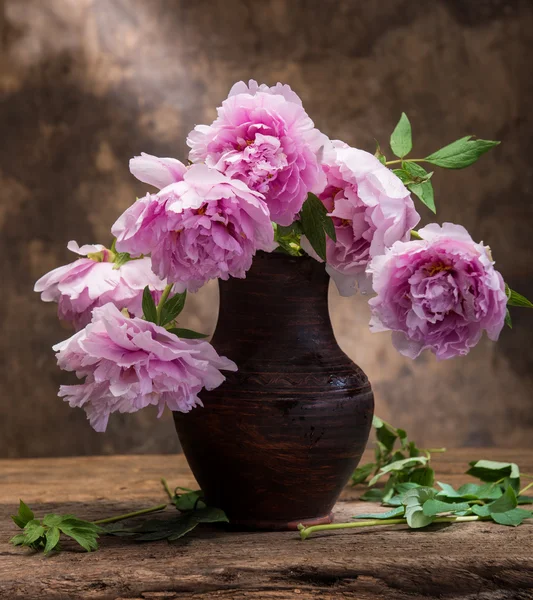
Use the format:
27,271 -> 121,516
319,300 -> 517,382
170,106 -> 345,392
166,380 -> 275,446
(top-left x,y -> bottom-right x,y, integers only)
54,303 -> 237,432
303,142 -> 420,296
186,79 -> 329,226
367,223 -> 508,360
34,241 -> 169,330
112,163 -> 276,291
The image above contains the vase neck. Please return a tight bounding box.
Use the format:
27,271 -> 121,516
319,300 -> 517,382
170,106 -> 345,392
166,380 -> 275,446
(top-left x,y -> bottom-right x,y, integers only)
213,252 -> 334,361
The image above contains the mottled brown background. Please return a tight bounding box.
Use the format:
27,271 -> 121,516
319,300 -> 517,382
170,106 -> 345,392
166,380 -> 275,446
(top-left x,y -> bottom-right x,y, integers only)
1,0 -> 532,458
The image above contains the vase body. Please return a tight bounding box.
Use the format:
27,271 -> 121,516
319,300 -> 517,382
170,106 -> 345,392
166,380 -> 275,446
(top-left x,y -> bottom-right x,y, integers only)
173,252 -> 374,529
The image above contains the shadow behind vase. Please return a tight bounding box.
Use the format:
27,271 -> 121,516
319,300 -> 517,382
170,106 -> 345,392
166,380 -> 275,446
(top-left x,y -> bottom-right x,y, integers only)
173,252 -> 374,529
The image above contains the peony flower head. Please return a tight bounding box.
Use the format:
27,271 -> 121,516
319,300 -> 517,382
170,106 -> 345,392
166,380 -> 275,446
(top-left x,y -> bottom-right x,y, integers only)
112,163 -> 276,291
367,223 -> 507,360
187,79 -> 328,226
307,142 -> 420,296
34,241 -> 169,330
53,303 -> 237,432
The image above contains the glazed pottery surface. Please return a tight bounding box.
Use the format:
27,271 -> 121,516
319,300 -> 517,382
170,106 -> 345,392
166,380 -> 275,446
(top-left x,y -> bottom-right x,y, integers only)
174,252 -> 374,529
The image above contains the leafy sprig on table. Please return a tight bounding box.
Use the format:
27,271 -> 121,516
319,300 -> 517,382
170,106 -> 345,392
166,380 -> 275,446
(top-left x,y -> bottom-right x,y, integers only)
9,481 -> 227,554
298,419 -> 533,539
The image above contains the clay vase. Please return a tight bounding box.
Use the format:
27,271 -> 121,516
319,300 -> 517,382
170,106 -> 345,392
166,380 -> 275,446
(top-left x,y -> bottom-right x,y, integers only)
173,252 -> 374,530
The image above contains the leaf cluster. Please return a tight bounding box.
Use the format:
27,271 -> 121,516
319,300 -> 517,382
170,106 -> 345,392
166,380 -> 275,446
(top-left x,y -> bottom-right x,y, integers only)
352,416 -> 438,504
354,478 -> 532,529
10,501 -> 101,554
383,113 -> 499,214
273,222 -> 305,256
105,486 -> 228,543
142,287 -> 207,339
352,419 -> 533,530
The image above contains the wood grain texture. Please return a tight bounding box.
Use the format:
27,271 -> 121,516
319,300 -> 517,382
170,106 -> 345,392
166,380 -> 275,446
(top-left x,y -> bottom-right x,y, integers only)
174,253 -> 374,528
1,449 -> 532,599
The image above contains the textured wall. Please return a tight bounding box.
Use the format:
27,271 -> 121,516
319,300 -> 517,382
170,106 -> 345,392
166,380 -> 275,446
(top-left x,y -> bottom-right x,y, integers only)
1,0 -> 532,457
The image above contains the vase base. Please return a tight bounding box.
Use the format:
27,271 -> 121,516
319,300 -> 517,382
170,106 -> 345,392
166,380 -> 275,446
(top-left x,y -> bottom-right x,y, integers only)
227,513 -> 333,531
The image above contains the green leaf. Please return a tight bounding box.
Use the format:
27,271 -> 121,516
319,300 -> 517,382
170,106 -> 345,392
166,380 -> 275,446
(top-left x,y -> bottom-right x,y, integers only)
507,288 -> 533,308
374,141 -> 386,165
173,488 -> 206,512
23,521 -> 46,545
517,495 -> 533,505
9,533 -> 26,546
142,286 -> 158,324
375,420 -> 398,453
392,168 -> 410,184
406,506 -> 433,528
490,508 -> 532,527
43,514 -> 65,527
466,460 -> 520,492
505,309 -> 512,329
402,487 -> 437,506
351,462 -> 375,485
359,488 -> 384,502
422,499 -> 470,517
395,482 -> 422,495
390,113 -> 412,158
193,506 -> 229,524
436,482 -> 459,497
274,222 -> 304,257
44,526 -> 61,554
402,161 -> 433,181
475,483 -> 503,501
407,180 -> 436,213
488,485 -> 517,514
457,483 -> 483,498
408,467 -> 435,487
402,487 -> 437,529
160,291 -> 187,327
369,457 -> 428,486
58,518 -> 100,552
300,193 -> 336,261
353,507 -> 405,520
425,136 -> 500,169
12,500 -> 34,529
111,506 -> 229,543
472,504 -> 491,518
112,252 -> 131,270
167,328 -> 208,339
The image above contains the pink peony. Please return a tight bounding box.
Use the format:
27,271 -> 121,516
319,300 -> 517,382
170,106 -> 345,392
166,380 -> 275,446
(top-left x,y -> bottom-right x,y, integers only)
367,223 -> 508,360
54,303 -> 237,432
34,241 -> 168,330
308,143 -> 420,296
112,163 -> 276,291
187,79 -> 328,226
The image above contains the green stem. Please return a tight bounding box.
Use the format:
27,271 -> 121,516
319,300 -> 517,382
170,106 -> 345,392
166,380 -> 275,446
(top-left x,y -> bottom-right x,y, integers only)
161,477 -> 174,502
298,515 -> 480,540
521,473 -> 533,480
92,503 -> 167,525
423,448 -> 447,453
156,284 -> 173,324
519,481 -> 533,496
385,158 -> 427,166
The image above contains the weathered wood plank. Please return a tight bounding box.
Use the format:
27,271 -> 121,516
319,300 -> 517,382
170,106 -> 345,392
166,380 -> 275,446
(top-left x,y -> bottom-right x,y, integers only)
1,450 -> 532,599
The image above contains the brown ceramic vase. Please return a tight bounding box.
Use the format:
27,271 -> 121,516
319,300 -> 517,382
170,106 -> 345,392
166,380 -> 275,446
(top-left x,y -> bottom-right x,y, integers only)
173,252 -> 374,530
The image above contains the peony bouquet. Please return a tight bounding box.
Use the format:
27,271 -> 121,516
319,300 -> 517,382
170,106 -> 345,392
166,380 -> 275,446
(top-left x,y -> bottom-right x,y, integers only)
35,80 -> 532,432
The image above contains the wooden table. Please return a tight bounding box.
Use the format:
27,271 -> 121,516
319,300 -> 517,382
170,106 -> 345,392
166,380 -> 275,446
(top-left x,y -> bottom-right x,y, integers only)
1,449 -> 532,599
